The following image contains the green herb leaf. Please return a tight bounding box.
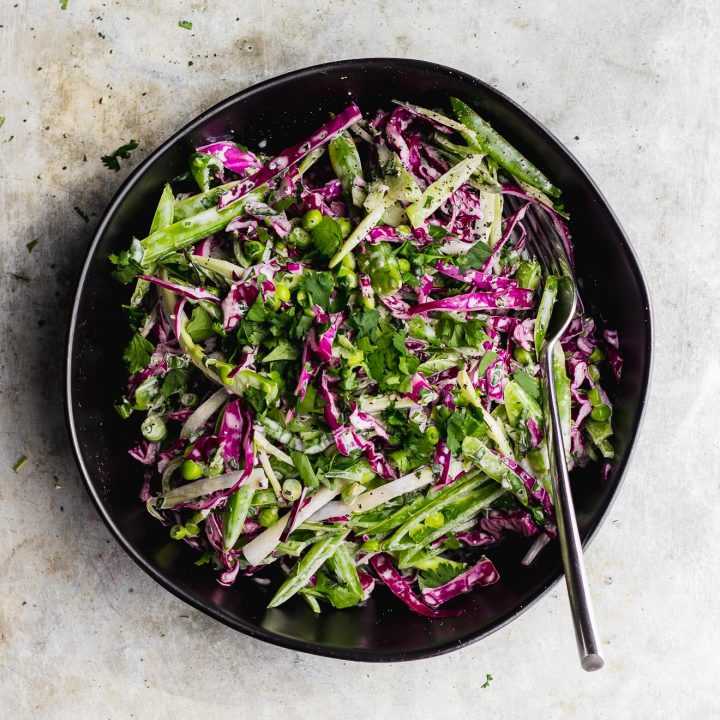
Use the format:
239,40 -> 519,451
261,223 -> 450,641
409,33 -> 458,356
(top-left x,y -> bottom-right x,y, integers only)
74,206 -> 89,222
101,140 -> 139,172
12,455 -> 28,473
458,240 -> 492,268
178,19 -> 193,30
262,340 -> 299,363
26,239 -> 39,253
512,370 -> 541,404
481,674 -> 493,689
299,271 -> 334,310
186,306 -> 215,342
415,556 -> 465,589
123,332 -> 155,373
348,308 -> 379,340
310,216 -> 343,260
59,0 -> 68,9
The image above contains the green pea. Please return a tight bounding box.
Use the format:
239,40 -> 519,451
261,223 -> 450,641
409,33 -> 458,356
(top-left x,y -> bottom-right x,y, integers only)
513,346 -> 533,365
337,217 -> 352,238
180,392 -> 198,408
341,251 -> 356,270
259,507 -> 279,527
282,478 -> 302,502
424,425 -> 440,445
181,459 -> 204,481
288,226 -> 311,248
589,347 -> 604,363
397,258 -> 411,273
184,521 -> 201,537
515,259 -> 542,290
275,284 -> 291,303
141,415 -> 167,442
588,364 -> 601,382
302,209 -> 323,230
396,224 -> 411,236
170,524 -> 186,540
360,539 -> 380,552
243,240 -> 264,261
337,266 -> 358,289
425,511 -> 445,529
591,404 -> 611,421
587,388 -> 602,407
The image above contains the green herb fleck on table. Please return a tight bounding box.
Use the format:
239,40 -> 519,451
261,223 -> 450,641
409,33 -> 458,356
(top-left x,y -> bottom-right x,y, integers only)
59,0 -> 68,8
54,475 -> 62,489
26,239 -> 39,253
0,116 -> 5,129
178,20 -> 193,30
101,139 -> 140,171
481,674 -> 493,689
74,206 -> 89,222
13,455 -> 28,473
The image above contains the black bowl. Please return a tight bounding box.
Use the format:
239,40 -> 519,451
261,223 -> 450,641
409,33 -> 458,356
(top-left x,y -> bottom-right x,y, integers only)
65,58 -> 651,661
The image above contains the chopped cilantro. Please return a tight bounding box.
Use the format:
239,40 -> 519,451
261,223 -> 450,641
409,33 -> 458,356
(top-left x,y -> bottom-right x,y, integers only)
416,557 -> 465,589
438,407 -> 487,455
0,116 -> 5,129
427,224 -> 451,240
109,239 -> 145,283
481,674 -> 493,689
12,455 -> 28,473
59,0 -> 68,9
178,19 -> 193,30
123,332 -> 155,373
26,239 -> 39,253
101,139 -> 139,171
54,475 -> 62,489
348,308 -> 379,340
161,368 -> 190,399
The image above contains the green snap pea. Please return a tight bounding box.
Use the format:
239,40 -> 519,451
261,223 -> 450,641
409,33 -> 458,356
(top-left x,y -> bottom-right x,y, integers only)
360,242 -> 402,296
223,485 -> 255,551
291,451 -> 319,490
268,531 -> 348,608
450,97 -> 560,198
534,275 -> 558,357
329,131 -> 364,204
259,507 -> 279,527
591,403 -> 612,421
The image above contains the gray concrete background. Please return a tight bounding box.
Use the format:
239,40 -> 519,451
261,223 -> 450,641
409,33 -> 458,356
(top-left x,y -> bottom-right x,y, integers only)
1,1 -> 718,717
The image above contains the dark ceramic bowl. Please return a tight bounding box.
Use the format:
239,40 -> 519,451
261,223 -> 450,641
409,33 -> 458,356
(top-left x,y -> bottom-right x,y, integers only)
65,58 -> 651,661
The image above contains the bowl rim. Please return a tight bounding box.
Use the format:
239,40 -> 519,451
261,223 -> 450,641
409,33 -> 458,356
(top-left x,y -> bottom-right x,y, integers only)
64,56 -> 653,662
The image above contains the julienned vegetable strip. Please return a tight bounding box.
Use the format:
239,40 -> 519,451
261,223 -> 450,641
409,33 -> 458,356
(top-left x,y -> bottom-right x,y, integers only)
116,98 -> 619,616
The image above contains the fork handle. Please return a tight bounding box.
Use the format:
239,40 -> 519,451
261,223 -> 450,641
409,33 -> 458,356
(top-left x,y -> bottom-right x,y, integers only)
543,345 -> 604,671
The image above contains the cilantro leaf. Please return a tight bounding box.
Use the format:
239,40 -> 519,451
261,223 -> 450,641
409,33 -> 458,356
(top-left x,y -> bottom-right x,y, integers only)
512,370 -> 541,404
348,308 -> 380,340
186,306 -> 215,342
101,139 -> 139,172
457,240 -> 492,268
109,238 -> 145,284
178,19 -> 193,30
477,350 -> 498,376
299,271 -> 334,310
415,557 -> 466,589
123,332 -> 155,373
161,368 -> 189,399
26,239 -> 39,253
442,408 -> 487,455
427,224 -> 451,240
310,216 -> 343,260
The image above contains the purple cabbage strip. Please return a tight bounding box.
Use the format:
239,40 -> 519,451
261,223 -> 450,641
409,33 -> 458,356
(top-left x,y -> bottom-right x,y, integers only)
489,449 -> 554,519
138,274 -> 221,303
129,441 -> 158,466
435,260 -> 518,291
279,488 -> 309,544
604,329 -> 623,381
173,298 -> 186,343
421,557 -> 500,608
480,507 -> 541,539
370,553 -> 461,618
455,530 -> 496,547
480,203 -> 530,273
218,104 -> 363,209
221,280 -> 260,331
196,141 -> 261,176
408,287 -> 534,315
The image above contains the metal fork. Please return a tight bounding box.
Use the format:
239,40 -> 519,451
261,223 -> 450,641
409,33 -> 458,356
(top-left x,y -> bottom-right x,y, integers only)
522,203 -> 604,672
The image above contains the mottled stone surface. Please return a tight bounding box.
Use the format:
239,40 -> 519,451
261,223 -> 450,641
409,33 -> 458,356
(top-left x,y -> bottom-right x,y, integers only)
1,1 -> 718,717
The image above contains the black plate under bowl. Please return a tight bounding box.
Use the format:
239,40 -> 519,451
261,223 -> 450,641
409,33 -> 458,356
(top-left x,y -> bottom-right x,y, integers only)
65,58 -> 651,662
